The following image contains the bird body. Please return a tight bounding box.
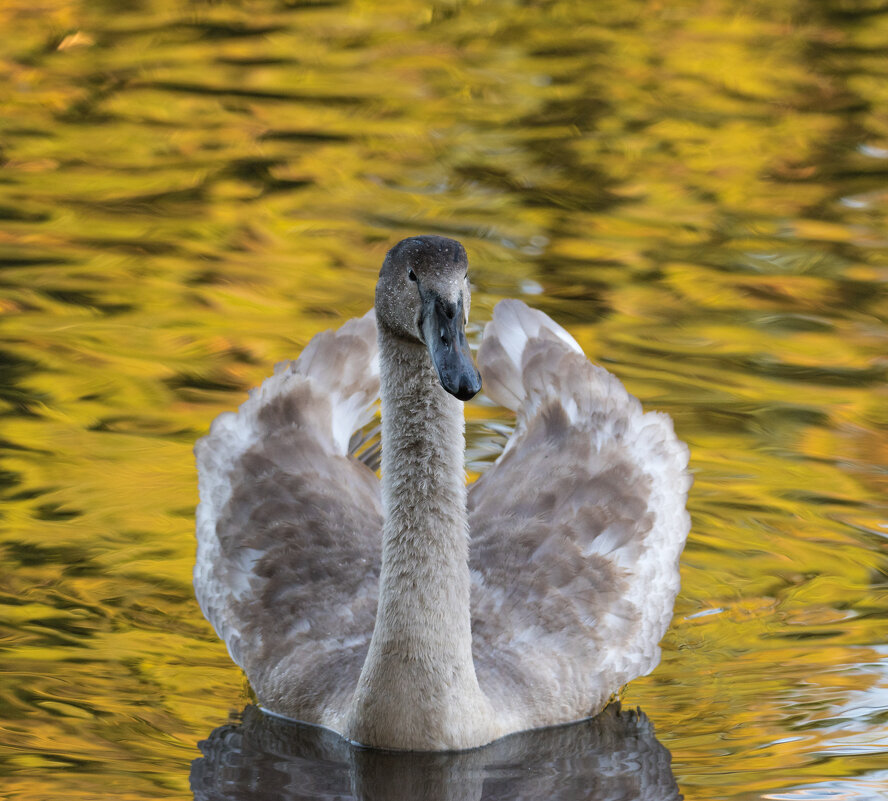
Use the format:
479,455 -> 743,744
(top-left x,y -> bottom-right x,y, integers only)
194,236 -> 691,751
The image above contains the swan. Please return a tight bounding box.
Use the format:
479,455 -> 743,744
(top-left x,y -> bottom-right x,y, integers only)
194,235 -> 691,752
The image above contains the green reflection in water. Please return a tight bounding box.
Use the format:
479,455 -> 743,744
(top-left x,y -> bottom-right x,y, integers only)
0,0 -> 887,799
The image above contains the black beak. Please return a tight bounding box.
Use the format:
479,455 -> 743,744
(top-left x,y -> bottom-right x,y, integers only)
421,294 -> 482,401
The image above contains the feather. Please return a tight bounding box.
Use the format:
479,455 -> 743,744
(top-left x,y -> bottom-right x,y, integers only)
469,300 -> 691,728
194,311 -> 383,727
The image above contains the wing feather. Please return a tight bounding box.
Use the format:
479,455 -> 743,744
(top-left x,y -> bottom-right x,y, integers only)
194,311 -> 382,728
469,300 -> 691,729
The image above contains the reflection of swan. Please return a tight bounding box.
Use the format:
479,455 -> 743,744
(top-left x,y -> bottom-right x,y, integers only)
195,235 -> 690,751
191,704 -> 681,801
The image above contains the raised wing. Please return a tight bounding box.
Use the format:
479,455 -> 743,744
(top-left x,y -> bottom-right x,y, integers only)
194,311 -> 382,729
469,300 -> 691,729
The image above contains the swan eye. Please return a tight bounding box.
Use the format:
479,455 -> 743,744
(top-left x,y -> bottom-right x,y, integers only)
408,268 -> 417,282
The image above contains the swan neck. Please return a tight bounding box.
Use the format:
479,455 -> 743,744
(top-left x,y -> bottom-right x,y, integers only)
379,332 -> 469,549
347,325 -> 492,749
375,328 -> 471,643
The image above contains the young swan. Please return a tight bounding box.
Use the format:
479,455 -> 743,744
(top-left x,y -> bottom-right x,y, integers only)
194,235 -> 691,751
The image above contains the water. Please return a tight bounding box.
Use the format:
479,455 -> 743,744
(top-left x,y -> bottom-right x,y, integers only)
191,705 -> 682,800
1,0 -> 886,798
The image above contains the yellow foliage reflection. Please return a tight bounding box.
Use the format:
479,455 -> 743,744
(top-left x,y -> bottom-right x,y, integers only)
1,0 -> 886,799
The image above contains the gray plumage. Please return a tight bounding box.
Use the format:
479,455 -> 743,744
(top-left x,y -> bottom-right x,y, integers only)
194,235 -> 691,751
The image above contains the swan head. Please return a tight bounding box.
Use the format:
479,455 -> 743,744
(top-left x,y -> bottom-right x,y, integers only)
376,235 -> 482,401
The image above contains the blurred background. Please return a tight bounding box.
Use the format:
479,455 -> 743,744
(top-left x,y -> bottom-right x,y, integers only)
0,0 -> 886,798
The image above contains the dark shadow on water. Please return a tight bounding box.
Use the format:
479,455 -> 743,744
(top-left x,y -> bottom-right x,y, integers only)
190,704 -> 681,801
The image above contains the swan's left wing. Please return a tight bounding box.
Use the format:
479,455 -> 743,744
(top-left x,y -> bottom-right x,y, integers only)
468,301 -> 691,730
194,311 -> 382,728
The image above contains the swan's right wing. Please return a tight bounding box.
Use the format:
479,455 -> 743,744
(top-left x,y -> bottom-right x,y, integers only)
468,301 -> 691,730
194,312 -> 382,728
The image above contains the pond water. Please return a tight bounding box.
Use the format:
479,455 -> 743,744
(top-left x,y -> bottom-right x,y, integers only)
1,0 -> 887,799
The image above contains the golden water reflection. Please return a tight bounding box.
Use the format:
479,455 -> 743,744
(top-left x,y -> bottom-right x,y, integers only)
0,0 -> 886,799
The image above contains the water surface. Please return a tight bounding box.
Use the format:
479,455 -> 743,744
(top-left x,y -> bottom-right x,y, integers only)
1,1 -> 887,799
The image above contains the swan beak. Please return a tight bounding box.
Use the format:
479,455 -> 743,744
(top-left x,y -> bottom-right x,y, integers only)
421,296 -> 482,401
